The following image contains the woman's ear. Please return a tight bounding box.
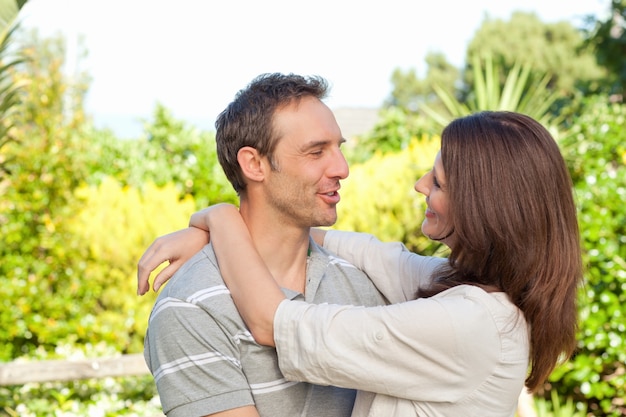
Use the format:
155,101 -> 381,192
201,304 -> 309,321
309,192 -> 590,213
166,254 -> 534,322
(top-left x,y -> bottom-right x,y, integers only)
237,146 -> 265,183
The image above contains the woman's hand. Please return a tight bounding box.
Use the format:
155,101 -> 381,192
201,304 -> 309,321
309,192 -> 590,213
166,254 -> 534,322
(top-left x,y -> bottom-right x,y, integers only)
137,227 -> 209,295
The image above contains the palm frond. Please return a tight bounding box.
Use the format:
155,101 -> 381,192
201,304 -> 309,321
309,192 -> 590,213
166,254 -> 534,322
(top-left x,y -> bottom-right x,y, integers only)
0,1 -> 29,179
422,53 -> 564,132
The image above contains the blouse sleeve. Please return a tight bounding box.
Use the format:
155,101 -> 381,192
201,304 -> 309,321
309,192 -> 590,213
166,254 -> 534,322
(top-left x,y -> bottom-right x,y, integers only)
273,291 -> 503,402
323,230 -> 446,303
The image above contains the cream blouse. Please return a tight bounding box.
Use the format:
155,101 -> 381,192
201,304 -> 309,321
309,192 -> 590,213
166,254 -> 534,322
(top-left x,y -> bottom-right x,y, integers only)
273,230 -> 529,417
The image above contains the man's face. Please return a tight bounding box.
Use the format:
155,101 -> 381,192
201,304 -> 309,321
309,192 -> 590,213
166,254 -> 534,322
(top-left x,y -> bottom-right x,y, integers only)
263,96 -> 349,228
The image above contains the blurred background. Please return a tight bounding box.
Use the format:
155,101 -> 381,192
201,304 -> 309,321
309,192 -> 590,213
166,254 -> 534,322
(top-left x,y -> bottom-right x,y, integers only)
0,0 -> 624,416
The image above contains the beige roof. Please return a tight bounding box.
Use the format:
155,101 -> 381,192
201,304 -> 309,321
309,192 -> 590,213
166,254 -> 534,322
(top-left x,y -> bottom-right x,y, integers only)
332,107 -> 381,139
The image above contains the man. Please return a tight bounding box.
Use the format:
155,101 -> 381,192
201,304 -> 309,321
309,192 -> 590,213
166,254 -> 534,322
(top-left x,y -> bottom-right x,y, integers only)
139,73 -> 387,417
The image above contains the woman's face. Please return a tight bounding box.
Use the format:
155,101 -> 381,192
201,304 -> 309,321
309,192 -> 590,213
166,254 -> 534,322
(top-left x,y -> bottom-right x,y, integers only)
414,151 -> 453,244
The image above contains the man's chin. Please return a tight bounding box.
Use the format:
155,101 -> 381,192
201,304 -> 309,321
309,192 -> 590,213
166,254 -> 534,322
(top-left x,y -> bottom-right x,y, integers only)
315,215 -> 338,228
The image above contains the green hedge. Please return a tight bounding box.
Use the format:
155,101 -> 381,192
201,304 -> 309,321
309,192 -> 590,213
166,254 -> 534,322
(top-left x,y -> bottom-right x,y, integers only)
336,135 -> 445,256
550,97 -> 626,416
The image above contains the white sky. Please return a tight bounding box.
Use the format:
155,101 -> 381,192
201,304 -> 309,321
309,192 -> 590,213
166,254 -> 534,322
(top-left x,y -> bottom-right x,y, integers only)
18,0 -> 610,137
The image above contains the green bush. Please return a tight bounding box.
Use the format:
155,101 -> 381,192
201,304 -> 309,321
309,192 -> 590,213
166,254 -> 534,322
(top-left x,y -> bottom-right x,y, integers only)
336,135 -> 446,256
533,390 -> 588,417
0,175 -> 196,361
0,178 -> 197,416
550,96 -> 626,416
87,104 -> 238,210
0,128 -> 93,360
68,178 -> 197,352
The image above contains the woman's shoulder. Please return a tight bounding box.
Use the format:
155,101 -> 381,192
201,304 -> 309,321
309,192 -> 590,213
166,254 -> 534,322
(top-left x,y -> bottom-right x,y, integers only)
433,285 -> 525,330
436,285 -> 528,344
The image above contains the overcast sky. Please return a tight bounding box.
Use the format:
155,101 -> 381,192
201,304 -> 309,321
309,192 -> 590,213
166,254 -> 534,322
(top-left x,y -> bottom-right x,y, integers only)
19,0 -> 610,137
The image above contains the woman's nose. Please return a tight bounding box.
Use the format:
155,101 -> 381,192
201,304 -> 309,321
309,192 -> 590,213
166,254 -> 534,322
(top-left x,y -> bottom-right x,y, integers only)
414,171 -> 430,195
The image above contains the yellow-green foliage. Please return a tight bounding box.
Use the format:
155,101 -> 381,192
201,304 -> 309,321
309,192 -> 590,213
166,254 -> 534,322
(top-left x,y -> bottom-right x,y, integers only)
73,177 -> 195,266
336,135 -> 442,254
69,177 -> 196,352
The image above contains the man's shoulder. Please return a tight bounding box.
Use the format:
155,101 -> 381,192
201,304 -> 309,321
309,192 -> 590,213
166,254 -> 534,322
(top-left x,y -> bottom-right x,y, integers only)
164,244 -> 224,291
151,244 -> 236,313
146,246 -> 244,339
308,240 -> 386,306
309,240 -> 363,274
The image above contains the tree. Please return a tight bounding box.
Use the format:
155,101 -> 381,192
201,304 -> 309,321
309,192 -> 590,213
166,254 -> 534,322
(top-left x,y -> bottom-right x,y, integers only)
139,103 -> 237,208
386,52 -> 459,112
584,0 -> 626,98
385,11 -> 604,127
356,53 -> 459,162
420,53 -> 564,131
0,28 -> 95,359
86,103 -> 238,209
465,11 -> 605,97
360,52 -> 566,164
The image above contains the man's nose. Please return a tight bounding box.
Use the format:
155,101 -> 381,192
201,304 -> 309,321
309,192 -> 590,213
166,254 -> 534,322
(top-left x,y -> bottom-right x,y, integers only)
330,148 -> 349,179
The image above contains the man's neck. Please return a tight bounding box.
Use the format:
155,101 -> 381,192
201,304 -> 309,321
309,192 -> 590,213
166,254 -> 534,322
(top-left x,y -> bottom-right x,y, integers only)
239,205 -> 310,293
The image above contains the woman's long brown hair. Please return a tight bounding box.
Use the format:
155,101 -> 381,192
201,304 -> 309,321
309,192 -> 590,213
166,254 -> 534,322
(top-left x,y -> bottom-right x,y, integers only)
418,111 -> 583,391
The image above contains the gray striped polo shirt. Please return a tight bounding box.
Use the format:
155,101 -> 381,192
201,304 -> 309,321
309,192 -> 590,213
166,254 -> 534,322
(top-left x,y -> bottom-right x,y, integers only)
144,238 -> 387,417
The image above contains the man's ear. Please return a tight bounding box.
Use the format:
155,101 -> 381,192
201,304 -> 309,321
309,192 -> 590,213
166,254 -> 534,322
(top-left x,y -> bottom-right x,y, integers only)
237,146 -> 265,183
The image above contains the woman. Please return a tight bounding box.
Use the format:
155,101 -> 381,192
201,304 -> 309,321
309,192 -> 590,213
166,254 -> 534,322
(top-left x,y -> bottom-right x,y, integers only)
139,111 -> 582,416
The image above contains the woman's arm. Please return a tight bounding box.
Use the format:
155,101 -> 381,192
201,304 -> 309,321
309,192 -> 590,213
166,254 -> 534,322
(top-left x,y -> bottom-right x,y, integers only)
136,212 -> 327,297
273,289 -> 508,401
203,204 -> 285,346
322,230 -> 445,303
